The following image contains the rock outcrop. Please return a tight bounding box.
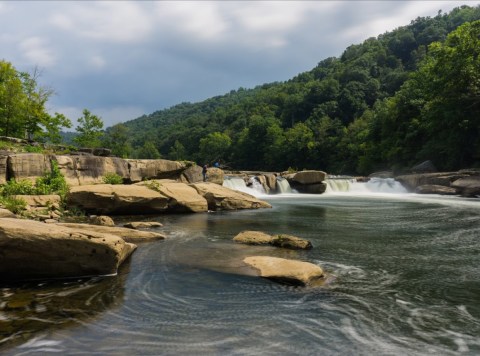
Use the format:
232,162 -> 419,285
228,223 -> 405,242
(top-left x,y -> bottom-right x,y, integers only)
283,170 -> 327,194
243,256 -> 324,286
233,231 -> 312,250
451,176 -> 480,197
56,223 -> 166,243
415,185 -> 457,195
136,180 -> 208,213
123,221 -> 163,229
191,182 -> 272,211
67,184 -> 169,215
126,159 -> 186,182
67,182 -> 270,215
0,218 -> 136,281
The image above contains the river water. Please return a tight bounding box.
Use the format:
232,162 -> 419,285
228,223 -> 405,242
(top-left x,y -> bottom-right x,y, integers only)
1,187 -> 480,355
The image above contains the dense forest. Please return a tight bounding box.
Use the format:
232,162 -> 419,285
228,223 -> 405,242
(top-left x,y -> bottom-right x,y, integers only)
101,5 -> 480,174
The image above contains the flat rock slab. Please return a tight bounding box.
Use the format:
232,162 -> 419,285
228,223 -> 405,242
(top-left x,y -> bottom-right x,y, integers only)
0,218 -> 136,281
57,223 -> 166,243
191,182 -> 271,211
123,222 -> 163,229
415,185 -> 457,195
234,231 -> 312,250
243,256 -> 324,286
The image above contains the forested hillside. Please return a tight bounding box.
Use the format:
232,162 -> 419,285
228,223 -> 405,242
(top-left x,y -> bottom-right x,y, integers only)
104,5 -> 480,174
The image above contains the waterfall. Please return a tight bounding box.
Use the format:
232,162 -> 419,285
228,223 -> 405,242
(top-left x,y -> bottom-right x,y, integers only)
248,177 -> 267,195
223,176 -> 264,197
276,177 -> 293,194
325,177 -> 407,194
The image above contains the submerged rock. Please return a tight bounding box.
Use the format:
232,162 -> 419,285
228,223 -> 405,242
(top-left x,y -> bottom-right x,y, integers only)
233,231 -> 312,250
243,256 -> 324,286
123,221 -> 163,229
0,218 -> 136,281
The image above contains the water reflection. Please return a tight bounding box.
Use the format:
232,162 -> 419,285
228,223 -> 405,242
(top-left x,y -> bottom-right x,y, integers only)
0,260 -> 130,353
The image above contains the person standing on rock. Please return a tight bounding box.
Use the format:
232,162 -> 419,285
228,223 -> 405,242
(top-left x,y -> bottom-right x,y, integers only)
202,164 -> 208,182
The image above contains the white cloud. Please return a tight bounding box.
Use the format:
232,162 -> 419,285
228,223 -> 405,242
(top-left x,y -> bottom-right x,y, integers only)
155,2 -> 228,41
19,37 -> 56,67
89,55 -> 106,70
50,2 -> 153,43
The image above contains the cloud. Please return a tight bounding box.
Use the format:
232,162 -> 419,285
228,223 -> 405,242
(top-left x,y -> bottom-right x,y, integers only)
49,2 -> 153,43
18,37 -> 56,67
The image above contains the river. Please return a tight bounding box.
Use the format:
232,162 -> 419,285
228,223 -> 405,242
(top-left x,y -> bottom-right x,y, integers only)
1,185 -> 480,355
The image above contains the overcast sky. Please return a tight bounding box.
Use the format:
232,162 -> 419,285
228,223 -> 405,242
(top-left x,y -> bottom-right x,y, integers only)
1,1 -> 479,129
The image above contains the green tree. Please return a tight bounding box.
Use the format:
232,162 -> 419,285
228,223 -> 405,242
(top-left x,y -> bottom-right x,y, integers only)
0,60 -> 25,137
168,140 -> 187,161
137,141 -> 161,159
73,109 -> 104,148
102,123 -> 131,157
199,132 -> 231,164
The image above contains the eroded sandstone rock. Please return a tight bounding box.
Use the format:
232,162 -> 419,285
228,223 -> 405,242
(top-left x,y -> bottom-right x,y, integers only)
56,223 -> 166,243
191,182 -> 271,211
243,256 -> 324,286
0,218 -> 136,281
233,231 -> 312,250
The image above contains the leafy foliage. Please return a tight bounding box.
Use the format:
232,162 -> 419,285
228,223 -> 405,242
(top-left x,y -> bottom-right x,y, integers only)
102,173 -> 124,185
73,109 -> 104,148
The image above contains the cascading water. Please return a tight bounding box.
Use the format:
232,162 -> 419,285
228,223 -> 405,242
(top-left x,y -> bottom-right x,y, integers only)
276,177 -> 293,194
222,176 -> 265,196
325,177 -> 408,194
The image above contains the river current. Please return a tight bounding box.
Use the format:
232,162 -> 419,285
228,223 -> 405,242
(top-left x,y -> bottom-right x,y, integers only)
1,189 -> 480,355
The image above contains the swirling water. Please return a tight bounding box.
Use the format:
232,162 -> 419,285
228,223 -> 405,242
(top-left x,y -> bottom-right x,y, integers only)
1,193 -> 480,355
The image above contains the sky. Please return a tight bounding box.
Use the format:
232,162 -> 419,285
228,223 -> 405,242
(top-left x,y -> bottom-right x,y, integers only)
1,1 -> 479,129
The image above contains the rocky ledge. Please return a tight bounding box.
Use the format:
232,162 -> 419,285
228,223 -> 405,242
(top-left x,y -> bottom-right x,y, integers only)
0,218 -> 136,281
233,230 -> 312,250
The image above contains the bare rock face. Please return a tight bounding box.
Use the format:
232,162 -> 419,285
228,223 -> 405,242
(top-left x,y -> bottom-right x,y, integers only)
415,185 -> 457,195
74,156 -> 129,185
0,155 -> 8,184
126,159 -> 186,183
395,173 -> 465,191
0,218 -> 136,281
180,164 -> 203,183
451,176 -> 480,197
233,231 -> 312,250
56,223 -> 166,243
190,182 -> 272,211
243,256 -> 324,286
137,180 -> 208,213
291,170 -> 327,185
0,208 -> 16,218
67,184 -> 169,215
8,153 -> 51,182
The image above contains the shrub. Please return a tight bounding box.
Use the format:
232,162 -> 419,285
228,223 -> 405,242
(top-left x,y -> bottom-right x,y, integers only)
35,161 -> 69,198
102,173 -> 124,185
1,179 -> 36,196
143,179 -> 162,192
0,196 -> 27,214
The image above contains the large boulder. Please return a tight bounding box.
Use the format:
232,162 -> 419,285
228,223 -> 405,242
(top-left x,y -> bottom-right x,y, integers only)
243,256 -> 324,286
137,180 -> 208,213
206,167 -> 224,185
126,159 -> 186,183
190,182 -> 271,211
290,170 -> 327,185
285,170 -> 327,194
56,223 -> 166,243
12,194 -> 61,207
180,164 -> 203,183
451,176 -> 480,197
67,184 -> 169,215
396,173 -> 466,191
411,160 -> 437,173
233,231 -> 312,250
0,218 -> 136,281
